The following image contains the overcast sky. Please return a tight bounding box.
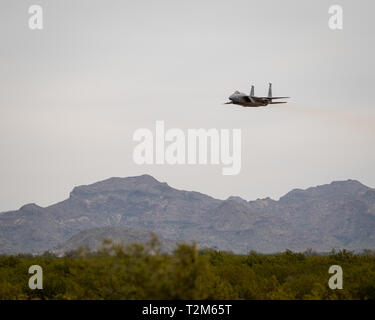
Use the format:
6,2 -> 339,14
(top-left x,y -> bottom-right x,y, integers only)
0,0 -> 374,211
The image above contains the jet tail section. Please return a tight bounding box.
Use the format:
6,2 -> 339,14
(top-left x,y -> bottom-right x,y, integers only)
268,83 -> 272,99
250,85 -> 255,97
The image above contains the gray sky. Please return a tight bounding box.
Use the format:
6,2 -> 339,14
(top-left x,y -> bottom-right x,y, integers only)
1,0 -> 374,211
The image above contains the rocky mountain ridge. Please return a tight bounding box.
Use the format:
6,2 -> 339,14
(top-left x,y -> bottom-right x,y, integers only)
0,175 -> 374,254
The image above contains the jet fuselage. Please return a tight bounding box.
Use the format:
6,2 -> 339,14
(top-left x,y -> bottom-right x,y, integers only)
228,91 -> 269,107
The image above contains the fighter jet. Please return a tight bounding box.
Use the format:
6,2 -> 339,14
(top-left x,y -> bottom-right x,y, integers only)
224,83 -> 289,107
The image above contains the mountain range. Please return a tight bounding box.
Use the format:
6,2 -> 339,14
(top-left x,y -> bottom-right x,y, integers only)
1,174 -> 374,254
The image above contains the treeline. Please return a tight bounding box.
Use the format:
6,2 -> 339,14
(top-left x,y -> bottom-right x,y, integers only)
0,239 -> 374,300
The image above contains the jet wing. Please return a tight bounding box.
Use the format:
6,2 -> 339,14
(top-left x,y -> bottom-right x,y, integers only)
269,101 -> 287,104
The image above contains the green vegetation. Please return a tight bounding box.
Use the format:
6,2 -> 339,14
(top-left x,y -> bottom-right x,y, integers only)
0,239 -> 374,300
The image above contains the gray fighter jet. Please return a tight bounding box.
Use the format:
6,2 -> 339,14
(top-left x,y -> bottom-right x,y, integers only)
224,83 -> 289,107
